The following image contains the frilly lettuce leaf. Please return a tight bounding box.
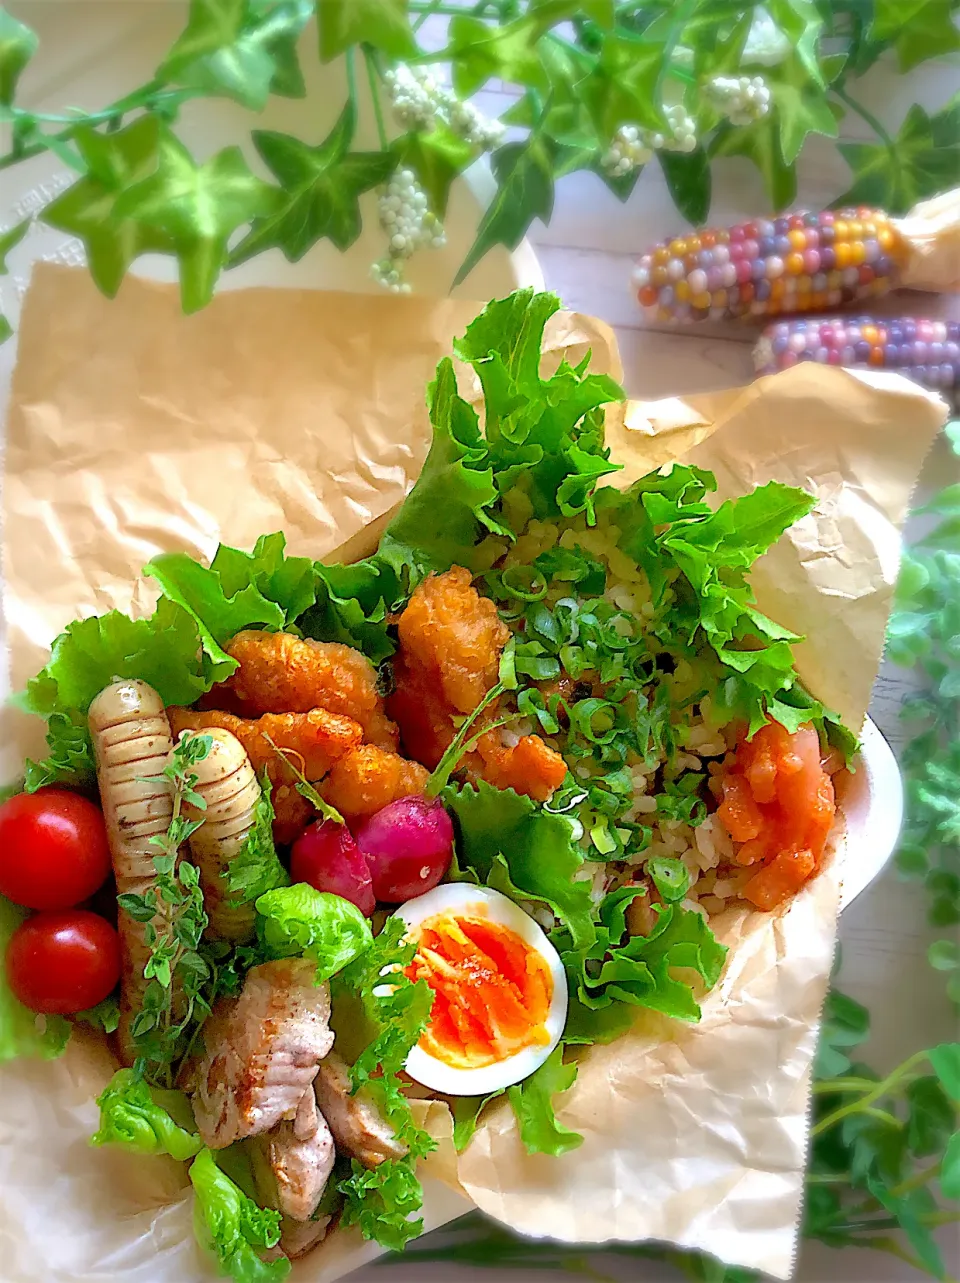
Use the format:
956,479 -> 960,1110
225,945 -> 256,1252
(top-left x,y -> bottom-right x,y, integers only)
377,289 -> 624,588
91,1068 -> 202,1161
225,778 -> 289,905
330,916 -> 435,1251
507,1044 -> 583,1157
190,1148 -> 289,1283
338,1155 -> 426,1253
0,898 -> 71,1062
300,556 -> 403,663
556,867 -> 728,1026
443,779 -> 595,951
255,884 -> 372,982
16,598 -> 207,790
145,532 -> 316,682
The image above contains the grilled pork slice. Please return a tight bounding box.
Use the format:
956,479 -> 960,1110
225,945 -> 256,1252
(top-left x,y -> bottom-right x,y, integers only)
279,1216 -> 334,1259
191,959 -> 334,1149
313,1051 -> 406,1168
251,1091 -> 336,1223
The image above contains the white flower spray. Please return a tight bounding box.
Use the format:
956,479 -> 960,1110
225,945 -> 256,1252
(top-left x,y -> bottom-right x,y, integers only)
373,65 -> 503,291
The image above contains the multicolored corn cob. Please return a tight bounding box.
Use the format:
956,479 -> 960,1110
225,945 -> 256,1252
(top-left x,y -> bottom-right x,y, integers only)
632,208 -> 909,324
753,316 -> 959,396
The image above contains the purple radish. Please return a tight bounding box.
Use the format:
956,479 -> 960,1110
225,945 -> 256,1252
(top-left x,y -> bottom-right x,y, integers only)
290,819 -> 375,917
354,796 -> 454,904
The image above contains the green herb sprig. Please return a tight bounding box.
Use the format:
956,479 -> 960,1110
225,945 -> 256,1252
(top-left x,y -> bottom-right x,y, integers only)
1,2 -> 958,337
117,732 -> 213,1087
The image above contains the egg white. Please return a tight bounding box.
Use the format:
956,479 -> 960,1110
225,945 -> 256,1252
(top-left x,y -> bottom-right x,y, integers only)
395,883 -> 568,1097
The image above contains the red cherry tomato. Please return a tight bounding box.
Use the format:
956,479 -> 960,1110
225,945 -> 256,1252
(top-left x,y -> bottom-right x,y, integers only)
5,909 -> 121,1014
0,789 -> 112,910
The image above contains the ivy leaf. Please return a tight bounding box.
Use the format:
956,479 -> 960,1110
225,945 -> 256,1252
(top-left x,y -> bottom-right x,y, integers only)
767,50 -> 838,164
658,149 -> 711,225
0,215 -> 28,270
446,15 -> 546,99
317,0 -> 415,63
231,104 -> 393,263
454,136 -> 560,287
711,115 -> 797,212
872,0 -> 960,70
115,130 -> 280,311
159,0 -> 313,110
0,5 -> 37,105
892,0 -> 960,71
580,32 -> 664,136
766,0 -> 825,87
835,102 -> 960,214
394,125 -> 475,220
41,118 -> 173,298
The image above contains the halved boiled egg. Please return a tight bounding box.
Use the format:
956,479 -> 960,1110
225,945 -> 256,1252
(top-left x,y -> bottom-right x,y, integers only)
395,883 -> 568,1097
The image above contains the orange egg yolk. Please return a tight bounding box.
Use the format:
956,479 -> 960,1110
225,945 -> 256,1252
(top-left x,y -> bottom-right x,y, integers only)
406,911 -> 553,1069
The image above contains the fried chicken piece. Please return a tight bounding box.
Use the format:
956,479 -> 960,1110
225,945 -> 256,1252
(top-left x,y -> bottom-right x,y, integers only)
168,706 -> 362,783
386,651 -> 456,770
471,730 -> 569,803
396,566 -> 509,713
189,959 -> 334,1150
389,567 -> 567,803
169,705 -> 364,844
387,566 -> 510,770
320,744 -> 429,823
219,631 -> 398,749
313,1052 -> 406,1168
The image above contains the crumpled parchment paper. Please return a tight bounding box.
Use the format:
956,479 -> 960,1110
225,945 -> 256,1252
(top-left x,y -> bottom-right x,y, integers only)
0,264 -> 947,1282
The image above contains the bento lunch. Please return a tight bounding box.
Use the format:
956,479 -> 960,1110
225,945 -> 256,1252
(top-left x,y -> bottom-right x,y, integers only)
0,290 -> 857,1281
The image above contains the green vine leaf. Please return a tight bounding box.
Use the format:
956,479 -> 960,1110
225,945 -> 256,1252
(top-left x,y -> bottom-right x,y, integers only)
0,5 -> 38,105
447,15 -> 546,99
454,136 -> 560,287
894,0 -> 960,71
835,101 -> 960,214
158,0 -> 312,111
0,215 -> 29,270
580,32 -> 664,136
316,0 -> 415,63
710,115 -> 797,212
658,149 -> 711,226
231,103 -> 394,263
41,118 -> 174,297
766,0 -> 825,88
393,124 -> 473,220
115,129 -> 280,311
767,50 -> 839,165
872,0 -> 960,70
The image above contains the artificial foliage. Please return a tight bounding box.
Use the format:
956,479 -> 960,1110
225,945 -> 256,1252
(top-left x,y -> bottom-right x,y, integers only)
0,0 -> 958,330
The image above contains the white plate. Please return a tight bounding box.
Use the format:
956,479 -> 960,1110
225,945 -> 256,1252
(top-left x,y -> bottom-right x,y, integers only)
838,717 -> 904,911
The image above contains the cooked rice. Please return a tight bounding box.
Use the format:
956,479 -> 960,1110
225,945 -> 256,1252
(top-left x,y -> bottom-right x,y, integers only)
478,503 -> 750,925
